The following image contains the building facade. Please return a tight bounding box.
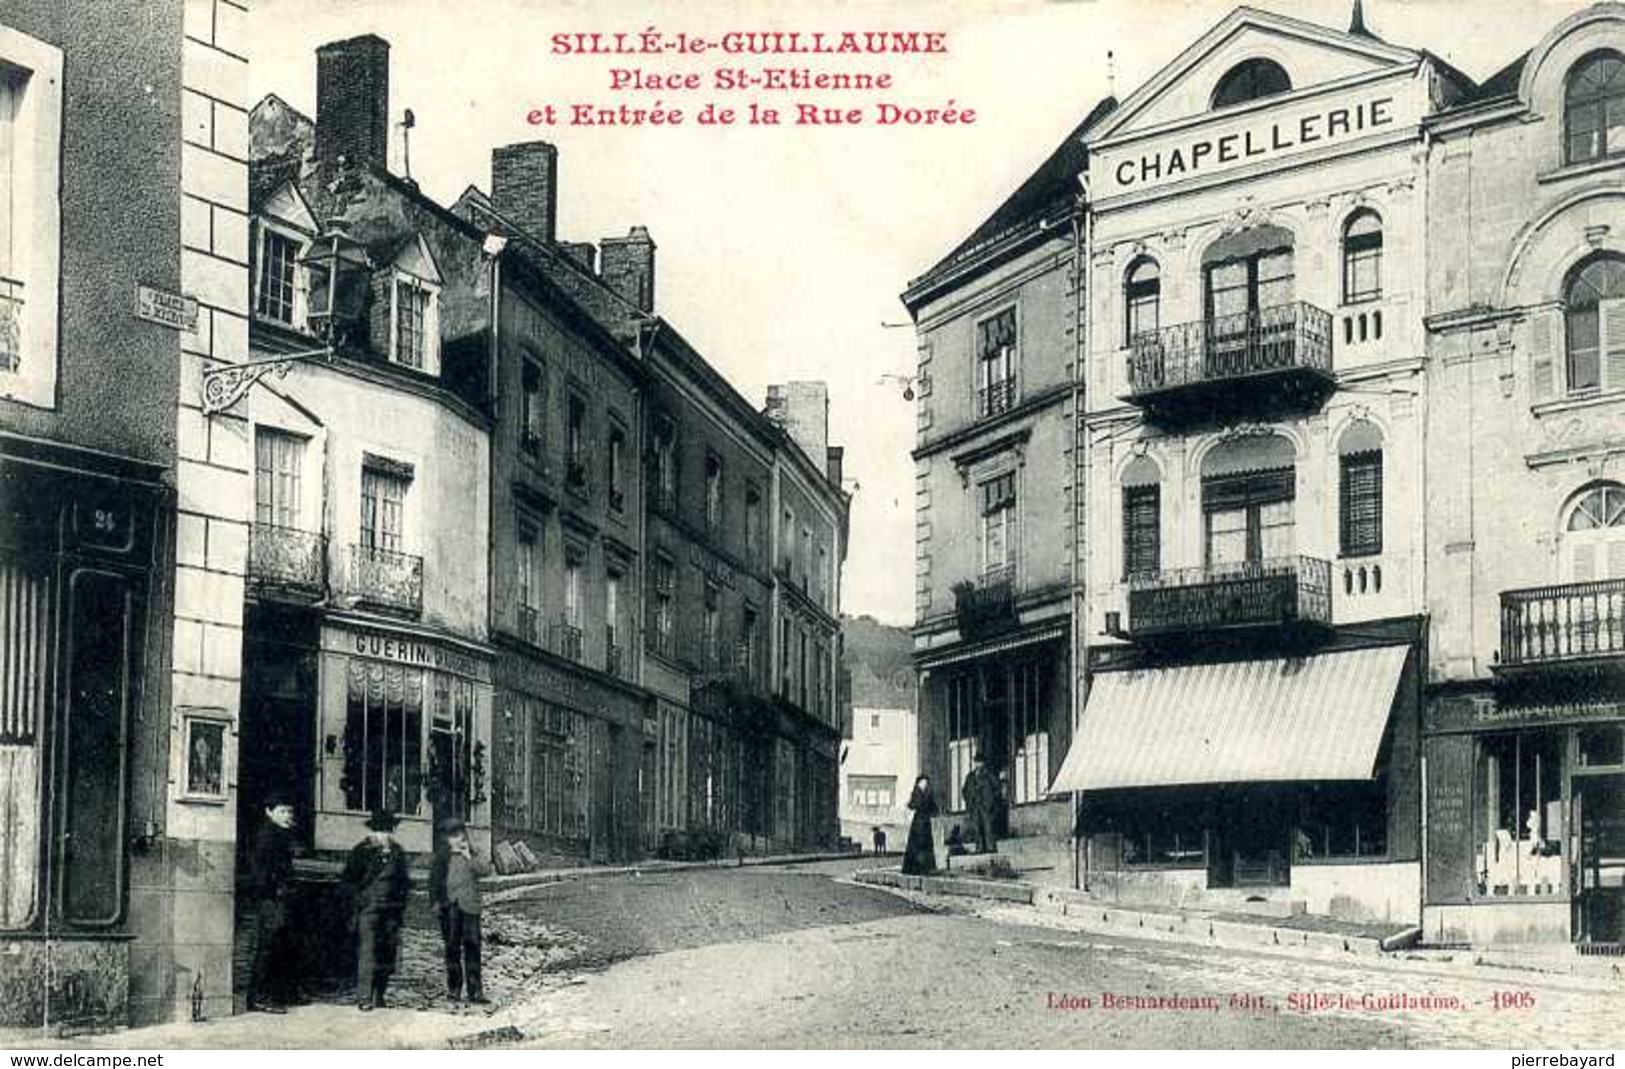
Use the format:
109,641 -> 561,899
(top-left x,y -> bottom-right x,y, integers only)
838,616 -> 918,848
901,100 -> 1117,851
242,36 -> 495,869
1421,3 -> 1625,946
0,0 -> 251,1028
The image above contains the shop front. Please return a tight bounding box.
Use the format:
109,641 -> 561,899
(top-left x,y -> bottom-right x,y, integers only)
1422,690 -> 1625,947
313,618 -> 494,855
1055,640 -> 1422,923
490,649 -> 646,865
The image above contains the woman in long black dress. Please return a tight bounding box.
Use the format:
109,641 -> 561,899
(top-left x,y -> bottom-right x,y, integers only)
901,775 -> 938,875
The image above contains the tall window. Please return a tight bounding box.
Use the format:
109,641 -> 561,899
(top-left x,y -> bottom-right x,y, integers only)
1211,58 -> 1291,109
606,569 -> 622,649
1340,436 -> 1384,558
653,417 -> 677,512
564,549 -> 583,628
745,485 -> 762,566
1475,732 -> 1565,898
256,228 -> 299,325
976,306 -> 1017,418
1203,226 -> 1295,374
741,605 -> 760,677
360,465 -> 408,552
1201,437 -> 1295,568
343,662 -> 425,815
1564,254 -> 1625,395
1341,210 -> 1383,304
980,472 -> 1017,577
1565,50 -> 1625,165
393,280 -> 429,370
653,556 -> 675,657
705,453 -> 723,532
566,394 -> 588,487
0,561 -> 51,929
254,429 -> 305,529
608,423 -> 626,511
797,628 -> 809,710
779,616 -> 792,697
1125,259 -> 1161,344
1123,484 -> 1161,578
520,359 -> 543,454
517,521 -> 540,642
703,583 -> 721,669
1562,483 -> 1625,582
0,34 -> 63,402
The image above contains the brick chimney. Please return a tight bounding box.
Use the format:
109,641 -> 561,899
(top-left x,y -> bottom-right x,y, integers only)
491,141 -> 559,244
825,446 -> 844,488
559,242 -> 597,273
769,381 -> 829,473
315,35 -> 390,169
599,226 -> 656,312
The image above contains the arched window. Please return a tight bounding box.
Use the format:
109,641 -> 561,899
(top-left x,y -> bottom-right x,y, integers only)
1338,421 -> 1383,557
1565,50 -> 1625,165
1124,258 -> 1161,345
1341,210 -> 1383,304
1562,482 -> 1625,582
1211,59 -> 1292,110
1121,456 -> 1161,580
1199,435 -> 1295,568
1563,254 -> 1625,394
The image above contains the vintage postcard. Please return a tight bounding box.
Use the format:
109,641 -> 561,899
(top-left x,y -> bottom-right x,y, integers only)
0,0 -> 1622,1054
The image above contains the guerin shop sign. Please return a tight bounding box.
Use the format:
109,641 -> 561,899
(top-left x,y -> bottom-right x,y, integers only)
1111,96 -> 1395,191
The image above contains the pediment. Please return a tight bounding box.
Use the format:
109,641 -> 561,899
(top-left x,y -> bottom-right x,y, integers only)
391,232 -> 443,286
262,180 -> 318,236
1094,6 -> 1420,144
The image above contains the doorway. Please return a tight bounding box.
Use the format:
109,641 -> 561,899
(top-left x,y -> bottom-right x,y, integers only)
236,614 -> 318,850
1574,772 -> 1625,944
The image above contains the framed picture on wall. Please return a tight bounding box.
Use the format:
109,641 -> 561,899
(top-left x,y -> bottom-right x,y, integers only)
181,711 -> 229,802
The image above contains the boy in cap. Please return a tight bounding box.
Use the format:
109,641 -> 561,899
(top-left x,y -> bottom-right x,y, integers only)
341,808 -> 411,1011
244,790 -> 298,1013
429,816 -> 488,1004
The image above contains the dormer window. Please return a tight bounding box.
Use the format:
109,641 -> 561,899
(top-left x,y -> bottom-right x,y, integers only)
255,226 -> 302,326
1211,58 -> 1291,110
391,277 -> 433,370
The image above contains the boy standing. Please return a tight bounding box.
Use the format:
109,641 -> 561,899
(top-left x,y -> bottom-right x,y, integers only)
430,817 -> 487,1005
342,808 -> 411,1011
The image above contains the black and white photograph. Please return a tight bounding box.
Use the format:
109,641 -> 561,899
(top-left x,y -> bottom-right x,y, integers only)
0,0 -> 1623,1054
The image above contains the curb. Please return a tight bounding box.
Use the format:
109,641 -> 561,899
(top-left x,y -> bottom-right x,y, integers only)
483,850 -> 862,900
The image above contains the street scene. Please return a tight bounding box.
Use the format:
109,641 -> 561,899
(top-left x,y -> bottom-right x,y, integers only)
3,0 -> 1625,1052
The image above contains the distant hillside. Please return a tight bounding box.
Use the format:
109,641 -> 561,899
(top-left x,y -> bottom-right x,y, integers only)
841,615 -> 914,710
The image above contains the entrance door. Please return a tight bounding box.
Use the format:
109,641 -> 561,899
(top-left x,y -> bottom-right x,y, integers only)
1574,773 -> 1625,944
1208,791 -> 1290,889
236,625 -> 317,850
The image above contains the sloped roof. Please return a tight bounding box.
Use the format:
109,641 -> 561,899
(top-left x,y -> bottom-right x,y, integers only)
1474,52 -> 1529,101
904,96 -> 1117,305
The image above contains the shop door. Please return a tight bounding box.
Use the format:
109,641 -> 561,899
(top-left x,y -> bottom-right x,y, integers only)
1573,773 -> 1625,944
1208,792 -> 1290,889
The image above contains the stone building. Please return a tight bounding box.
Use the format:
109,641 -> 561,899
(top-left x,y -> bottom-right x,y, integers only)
1421,2 -> 1625,947
838,616 -> 917,849
0,0 -> 251,1027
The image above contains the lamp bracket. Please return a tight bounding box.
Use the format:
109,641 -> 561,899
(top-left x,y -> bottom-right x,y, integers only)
201,345 -> 332,416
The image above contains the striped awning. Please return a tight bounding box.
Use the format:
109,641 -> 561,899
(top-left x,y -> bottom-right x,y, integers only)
1049,644 -> 1408,793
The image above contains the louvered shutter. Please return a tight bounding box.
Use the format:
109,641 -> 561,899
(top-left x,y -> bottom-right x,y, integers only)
1602,299 -> 1625,393
1529,310 -> 1557,402
1122,484 -> 1160,578
1570,542 -> 1597,582
1340,451 -> 1383,557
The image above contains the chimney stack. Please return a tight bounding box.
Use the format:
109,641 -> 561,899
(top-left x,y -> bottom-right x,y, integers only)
315,35 -> 391,169
559,242 -> 598,273
769,381 -> 830,474
491,141 -> 559,244
826,446 -> 844,488
599,226 -> 656,312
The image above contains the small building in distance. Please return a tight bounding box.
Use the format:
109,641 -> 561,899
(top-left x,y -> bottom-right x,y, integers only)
838,615 -> 917,851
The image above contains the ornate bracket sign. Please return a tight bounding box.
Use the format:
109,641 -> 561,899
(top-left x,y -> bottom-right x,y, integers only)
200,346 -> 332,415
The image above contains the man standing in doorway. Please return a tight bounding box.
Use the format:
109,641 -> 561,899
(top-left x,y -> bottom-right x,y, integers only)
962,755 -> 1002,855
245,791 -> 299,1013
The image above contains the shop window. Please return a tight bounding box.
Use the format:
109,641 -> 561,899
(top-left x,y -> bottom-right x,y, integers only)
975,306 -> 1017,418
343,663 -> 424,815
1564,50 -> 1625,166
527,702 -> 591,840
1295,782 -> 1387,861
1211,58 -> 1291,109
427,674 -> 477,820
1341,210 -> 1382,304
0,562 -> 50,930
1119,810 -> 1209,867
1563,254 -> 1625,396
943,661 -> 1049,810
980,472 -> 1018,579
656,704 -> 687,833
1580,725 -> 1625,768
1475,732 -> 1565,897
0,29 -> 63,406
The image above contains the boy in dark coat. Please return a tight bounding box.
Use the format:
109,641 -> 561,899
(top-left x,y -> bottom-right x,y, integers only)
429,817 -> 488,1004
342,808 -> 411,1011
245,791 -> 298,1013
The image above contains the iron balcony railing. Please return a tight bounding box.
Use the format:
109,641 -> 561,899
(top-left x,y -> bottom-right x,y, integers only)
550,618 -> 584,662
518,604 -> 540,646
248,523 -> 327,594
1500,578 -> 1625,667
977,378 -> 1017,419
348,543 -> 423,614
954,562 -> 1018,636
1126,301 -> 1334,397
1127,554 -> 1332,637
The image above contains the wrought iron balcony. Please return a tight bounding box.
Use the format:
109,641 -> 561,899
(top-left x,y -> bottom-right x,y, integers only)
550,618 -> 584,662
1127,555 -> 1332,640
518,604 -> 540,646
1499,578 -> 1625,670
954,563 -> 1018,638
977,378 -> 1017,420
248,523 -> 327,597
1123,301 -> 1335,425
348,543 -> 423,615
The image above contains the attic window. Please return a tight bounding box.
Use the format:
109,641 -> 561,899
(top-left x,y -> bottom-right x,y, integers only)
1211,59 -> 1292,110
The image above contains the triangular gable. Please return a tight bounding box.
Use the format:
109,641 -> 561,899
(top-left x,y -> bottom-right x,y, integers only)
262,179 -> 318,236
1094,6 -> 1419,143
391,232 -> 443,286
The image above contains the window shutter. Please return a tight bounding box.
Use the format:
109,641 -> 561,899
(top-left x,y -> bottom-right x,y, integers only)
1570,542 -> 1597,582
1601,298 -> 1625,393
1528,310 -> 1556,402
1123,484 -> 1161,577
1607,536 -> 1625,580
1339,451 -> 1383,557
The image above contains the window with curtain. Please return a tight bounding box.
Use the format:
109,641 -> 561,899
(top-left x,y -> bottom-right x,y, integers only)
981,472 -> 1017,577
520,359 -> 544,453
344,662 -> 425,814
653,555 -> 675,657
1341,210 -> 1383,304
976,307 -> 1017,418
705,453 -> 723,532
1564,254 -> 1625,395
254,429 -> 305,529
1565,50 -> 1625,165
1203,468 -> 1295,568
360,465 -> 408,552
1340,451 -> 1383,557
